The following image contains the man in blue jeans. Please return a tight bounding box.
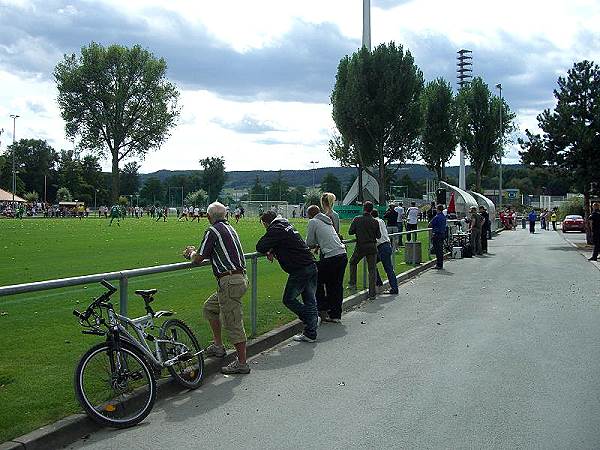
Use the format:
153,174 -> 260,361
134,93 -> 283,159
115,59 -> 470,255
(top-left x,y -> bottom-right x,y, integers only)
256,210 -> 319,342
429,204 -> 447,269
372,210 -> 399,294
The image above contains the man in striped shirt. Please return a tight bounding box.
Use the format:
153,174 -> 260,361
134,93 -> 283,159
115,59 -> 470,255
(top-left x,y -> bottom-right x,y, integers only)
183,202 -> 250,374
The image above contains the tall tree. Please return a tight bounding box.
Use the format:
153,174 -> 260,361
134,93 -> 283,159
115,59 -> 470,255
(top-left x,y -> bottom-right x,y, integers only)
200,156 -> 226,201
535,60 -> 600,240
139,177 -> 164,205
320,172 -> 342,199
1,139 -> 58,197
249,176 -> 266,201
331,42 -> 424,202
420,78 -> 457,180
120,161 -> 141,195
456,77 -> 515,191
57,150 -> 84,200
517,129 -> 549,168
268,171 -> 289,201
55,42 -> 180,201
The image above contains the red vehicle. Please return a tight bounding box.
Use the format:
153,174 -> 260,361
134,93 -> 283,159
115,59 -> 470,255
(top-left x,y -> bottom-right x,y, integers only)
562,215 -> 586,233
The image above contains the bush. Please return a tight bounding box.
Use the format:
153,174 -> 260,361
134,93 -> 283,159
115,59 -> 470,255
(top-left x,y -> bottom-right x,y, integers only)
118,195 -> 129,206
304,188 -> 322,207
559,196 -> 584,219
23,191 -> 39,203
56,187 -> 72,202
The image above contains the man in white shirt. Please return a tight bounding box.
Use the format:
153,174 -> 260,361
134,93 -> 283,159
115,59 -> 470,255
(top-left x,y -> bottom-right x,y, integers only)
371,210 -> 398,294
394,202 -> 405,246
406,201 -> 419,241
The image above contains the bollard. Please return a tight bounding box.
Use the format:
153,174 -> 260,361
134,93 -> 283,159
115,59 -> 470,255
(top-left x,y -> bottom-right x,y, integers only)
119,276 -> 128,316
250,256 -> 258,337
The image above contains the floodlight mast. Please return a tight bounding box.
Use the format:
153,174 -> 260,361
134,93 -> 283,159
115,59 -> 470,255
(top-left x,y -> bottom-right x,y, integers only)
456,49 -> 472,190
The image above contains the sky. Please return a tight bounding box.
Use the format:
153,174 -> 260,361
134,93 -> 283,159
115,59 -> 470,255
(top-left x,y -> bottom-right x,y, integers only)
1,0 -> 600,174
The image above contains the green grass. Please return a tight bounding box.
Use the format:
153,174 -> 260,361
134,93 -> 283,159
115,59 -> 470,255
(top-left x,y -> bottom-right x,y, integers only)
0,216 -> 431,442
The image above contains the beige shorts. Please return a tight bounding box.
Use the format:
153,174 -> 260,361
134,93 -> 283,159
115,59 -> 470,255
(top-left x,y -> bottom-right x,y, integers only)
203,273 -> 248,344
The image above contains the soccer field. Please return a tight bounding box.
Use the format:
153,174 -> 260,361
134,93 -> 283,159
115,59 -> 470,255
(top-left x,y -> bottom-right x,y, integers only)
0,216 -> 431,442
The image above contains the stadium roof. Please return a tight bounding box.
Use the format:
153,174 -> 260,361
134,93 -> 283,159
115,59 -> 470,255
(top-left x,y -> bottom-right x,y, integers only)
0,188 -> 26,203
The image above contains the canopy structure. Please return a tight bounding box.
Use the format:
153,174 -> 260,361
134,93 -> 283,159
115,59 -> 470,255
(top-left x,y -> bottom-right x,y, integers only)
468,190 -> 498,231
0,188 -> 26,203
342,169 -> 380,205
439,181 -> 478,218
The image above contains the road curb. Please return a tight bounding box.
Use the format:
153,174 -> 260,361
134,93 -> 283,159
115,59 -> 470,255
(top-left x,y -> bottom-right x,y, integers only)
4,257 -> 439,450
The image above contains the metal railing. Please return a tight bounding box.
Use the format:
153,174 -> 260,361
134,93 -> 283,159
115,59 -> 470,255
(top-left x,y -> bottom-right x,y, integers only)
0,228 -> 432,337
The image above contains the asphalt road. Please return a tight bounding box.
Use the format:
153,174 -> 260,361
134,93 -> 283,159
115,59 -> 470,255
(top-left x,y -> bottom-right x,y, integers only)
69,228 -> 600,450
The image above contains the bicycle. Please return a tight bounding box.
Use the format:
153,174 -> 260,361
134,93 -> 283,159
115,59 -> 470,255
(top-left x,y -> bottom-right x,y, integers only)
72,280 -> 204,428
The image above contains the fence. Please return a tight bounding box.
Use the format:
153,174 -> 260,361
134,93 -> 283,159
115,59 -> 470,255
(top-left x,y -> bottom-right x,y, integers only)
0,229 -> 432,338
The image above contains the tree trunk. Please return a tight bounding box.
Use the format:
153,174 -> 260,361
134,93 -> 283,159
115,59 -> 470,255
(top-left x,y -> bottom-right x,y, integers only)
585,189 -> 592,244
357,166 -> 364,204
441,163 -> 445,181
111,156 -> 120,203
475,166 -> 482,193
379,163 -> 386,205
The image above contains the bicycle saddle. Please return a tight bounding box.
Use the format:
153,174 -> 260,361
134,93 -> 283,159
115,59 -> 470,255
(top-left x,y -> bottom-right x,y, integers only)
134,289 -> 158,297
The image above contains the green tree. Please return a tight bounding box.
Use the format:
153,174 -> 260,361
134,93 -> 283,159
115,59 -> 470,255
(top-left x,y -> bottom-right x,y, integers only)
139,177 -> 164,205
536,60 -> 600,224
185,189 -> 208,207
456,77 -> 515,191
304,187 -> 322,207
56,187 -> 73,202
248,176 -> 266,201
420,78 -> 457,180
55,42 -> 180,201
200,156 -> 226,201
120,161 -> 141,195
57,150 -> 84,199
1,139 -> 58,197
267,171 -> 289,201
331,42 -> 424,202
320,172 -> 342,199
23,191 -> 39,203
518,129 -> 549,168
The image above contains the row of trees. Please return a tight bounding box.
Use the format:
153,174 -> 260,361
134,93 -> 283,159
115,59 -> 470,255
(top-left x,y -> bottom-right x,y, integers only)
330,42 -> 514,201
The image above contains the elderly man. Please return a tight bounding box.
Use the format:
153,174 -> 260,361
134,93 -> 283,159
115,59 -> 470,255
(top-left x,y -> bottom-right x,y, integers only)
183,201 -> 250,375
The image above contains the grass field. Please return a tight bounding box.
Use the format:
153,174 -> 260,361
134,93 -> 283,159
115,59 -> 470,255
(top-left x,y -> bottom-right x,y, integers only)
0,216 -> 431,442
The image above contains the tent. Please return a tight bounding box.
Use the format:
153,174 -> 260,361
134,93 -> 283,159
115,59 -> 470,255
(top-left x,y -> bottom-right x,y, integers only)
0,188 -> 26,203
342,169 -> 380,205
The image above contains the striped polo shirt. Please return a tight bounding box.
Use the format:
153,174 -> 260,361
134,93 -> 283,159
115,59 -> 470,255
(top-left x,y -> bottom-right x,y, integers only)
198,220 -> 246,276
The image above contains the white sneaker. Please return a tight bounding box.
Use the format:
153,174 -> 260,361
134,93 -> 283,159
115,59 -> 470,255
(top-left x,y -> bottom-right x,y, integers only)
293,333 -> 316,343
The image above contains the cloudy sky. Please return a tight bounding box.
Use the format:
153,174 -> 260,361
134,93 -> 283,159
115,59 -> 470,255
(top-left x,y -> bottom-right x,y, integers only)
1,0 -> 599,173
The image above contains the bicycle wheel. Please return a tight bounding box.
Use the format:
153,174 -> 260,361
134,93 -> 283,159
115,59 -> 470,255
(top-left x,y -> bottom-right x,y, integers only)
159,319 -> 204,389
74,341 -> 156,428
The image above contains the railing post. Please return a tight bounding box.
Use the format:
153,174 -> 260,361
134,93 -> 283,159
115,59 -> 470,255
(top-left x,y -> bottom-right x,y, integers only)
391,234 -> 396,266
250,255 -> 258,337
119,275 -> 128,316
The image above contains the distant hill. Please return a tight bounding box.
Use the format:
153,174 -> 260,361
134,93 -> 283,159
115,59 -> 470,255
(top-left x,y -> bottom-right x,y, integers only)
139,164 -> 525,189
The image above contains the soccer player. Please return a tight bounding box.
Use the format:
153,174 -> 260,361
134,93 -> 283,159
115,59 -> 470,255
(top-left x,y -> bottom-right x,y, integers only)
109,204 -> 121,226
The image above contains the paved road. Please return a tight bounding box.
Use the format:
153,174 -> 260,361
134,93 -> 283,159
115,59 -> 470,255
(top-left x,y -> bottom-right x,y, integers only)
69,228 -> 600,449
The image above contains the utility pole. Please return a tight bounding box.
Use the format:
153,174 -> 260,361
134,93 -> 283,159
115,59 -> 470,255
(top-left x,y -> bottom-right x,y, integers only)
456,50 -> 472,191
496,83 -> 503,211
362,0 -> 371,50
9,114 -> 19,206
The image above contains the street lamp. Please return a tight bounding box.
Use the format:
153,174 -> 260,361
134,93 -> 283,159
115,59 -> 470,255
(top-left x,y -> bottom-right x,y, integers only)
9,114 -> 19,206
495,83 -> 503,211
309,160 -> 319,187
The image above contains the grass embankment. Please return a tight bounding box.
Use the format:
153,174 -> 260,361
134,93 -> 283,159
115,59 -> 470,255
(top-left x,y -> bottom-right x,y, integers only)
0,217 -> 431,442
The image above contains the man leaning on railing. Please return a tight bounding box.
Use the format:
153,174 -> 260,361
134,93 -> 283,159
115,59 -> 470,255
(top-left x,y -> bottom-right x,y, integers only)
183,201 -> 250,375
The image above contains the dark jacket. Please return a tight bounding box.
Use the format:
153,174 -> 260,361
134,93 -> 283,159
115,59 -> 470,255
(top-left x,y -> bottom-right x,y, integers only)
256,217 -> 315,274
349,213 -> 381,255
383,207 -> 398,227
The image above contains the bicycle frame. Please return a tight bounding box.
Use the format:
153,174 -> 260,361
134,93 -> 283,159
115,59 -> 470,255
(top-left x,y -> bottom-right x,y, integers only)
105,309 -> 198,369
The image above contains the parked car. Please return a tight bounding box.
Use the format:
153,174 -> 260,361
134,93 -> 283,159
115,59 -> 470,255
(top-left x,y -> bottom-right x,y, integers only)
562,215 -> 586,233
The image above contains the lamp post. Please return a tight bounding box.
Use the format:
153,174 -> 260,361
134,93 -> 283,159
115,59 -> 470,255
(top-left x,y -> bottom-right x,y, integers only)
309,160 -> 319,187
495,83 -> 503,211
9,114 -> 19,206
94,188 -> 98,210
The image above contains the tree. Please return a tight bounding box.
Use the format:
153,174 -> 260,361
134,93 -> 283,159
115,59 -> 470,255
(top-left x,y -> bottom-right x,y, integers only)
200,156 -> 226,201
456,77 -> 515,191
120,161 -> 141,195
57,150 -> 84,199
24,191 -> 39,203
139,177 -> 164,205
55,42 -> 180,201
56,187 -> 72,202
331,42 -> 424,202
248,176 -> 266,201
1,139 -> 58,197
185,189 -> 208,207
268,171 -> 289,201
304,188 -> 322,207
518,129 -> 549,168
420,78 -> 457,180
320,172 -> 342,199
